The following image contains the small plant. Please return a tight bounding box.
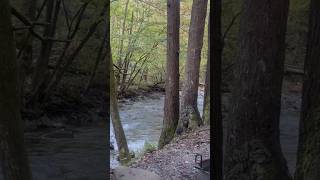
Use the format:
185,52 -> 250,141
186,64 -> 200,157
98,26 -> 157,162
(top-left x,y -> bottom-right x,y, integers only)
125,142 -> 158,166
143,141 -> 157,153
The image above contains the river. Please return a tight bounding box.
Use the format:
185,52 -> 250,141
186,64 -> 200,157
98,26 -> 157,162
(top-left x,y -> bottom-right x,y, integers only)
0,87 -> 300,179
110,91 -> 204,168
110,87 -> 300,175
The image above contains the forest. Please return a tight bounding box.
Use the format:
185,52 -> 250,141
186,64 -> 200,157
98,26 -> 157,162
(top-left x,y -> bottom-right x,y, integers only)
1,0 -> 107,179
0,0 -> 319,180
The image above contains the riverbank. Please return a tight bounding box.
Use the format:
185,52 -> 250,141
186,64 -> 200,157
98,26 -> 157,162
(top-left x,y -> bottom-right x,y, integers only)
112,75 -> 302,179
117,83 -> 165,100
23,79 -> 164,131
22,69 -> 107,131
128,127 -> 210,180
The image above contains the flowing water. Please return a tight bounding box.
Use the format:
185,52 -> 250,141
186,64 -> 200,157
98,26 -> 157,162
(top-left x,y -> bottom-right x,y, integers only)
0,124 -> 107,180
0,88 -> 300,179
110,89 -> 300,175
110,91 -> 205,168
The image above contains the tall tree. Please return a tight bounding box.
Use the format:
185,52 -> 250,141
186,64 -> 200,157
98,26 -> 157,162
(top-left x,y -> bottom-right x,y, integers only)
224,0 -> 291,179
211,0 -> 223,178
295,0 -> 320,179
105,0 -> 111,176
110,49 -> 131,163
178,0 -> 208,133
203,17 -> 210,125
158,0 -> 180,149
0,0 -> 32,179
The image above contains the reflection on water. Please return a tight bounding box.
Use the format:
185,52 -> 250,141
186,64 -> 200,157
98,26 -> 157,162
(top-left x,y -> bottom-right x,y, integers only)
110,91 -> 204,168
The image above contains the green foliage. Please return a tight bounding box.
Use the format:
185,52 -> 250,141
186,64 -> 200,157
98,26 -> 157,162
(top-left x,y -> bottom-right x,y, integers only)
111,0 -> 209,88
143,141 -> 158,153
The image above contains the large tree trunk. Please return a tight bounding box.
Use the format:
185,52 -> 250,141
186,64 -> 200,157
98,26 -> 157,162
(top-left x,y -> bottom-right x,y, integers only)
211,0 -> 223,179
178,0 -> 208,133
0,0 -> 32,179
224,0 -> 291,180
202,16 -> 210,126
294,0 -> 320,179
158,0 -> 180,148
110,49 -> 131,163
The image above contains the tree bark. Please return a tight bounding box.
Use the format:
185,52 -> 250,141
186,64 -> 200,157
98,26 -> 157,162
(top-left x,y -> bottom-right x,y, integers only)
110,50 -> 131,163
178,0 -> 208,133
0,0 -> 32,179
202,16 -> 210,126
294,0 -> 320,179
224,0 -> 291,180
158,0 -> 180,148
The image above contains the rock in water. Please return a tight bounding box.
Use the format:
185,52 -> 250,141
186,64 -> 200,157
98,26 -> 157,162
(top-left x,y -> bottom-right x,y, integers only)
112,166 -> 162,180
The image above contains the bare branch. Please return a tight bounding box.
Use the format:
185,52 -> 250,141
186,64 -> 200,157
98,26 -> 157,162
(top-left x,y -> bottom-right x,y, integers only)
222,12 -> 241,42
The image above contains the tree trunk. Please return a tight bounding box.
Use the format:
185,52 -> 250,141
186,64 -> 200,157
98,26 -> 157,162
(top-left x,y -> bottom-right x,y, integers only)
105,1 -> 111,176
158,0 -> 180,149
202,16 -> 210,126
0,1 -> 32,179
224,0 -> 291,180
110,50 -> 131,163
178,0 -> 208,133
211,0 -> 223,179
294,0 -> 320,179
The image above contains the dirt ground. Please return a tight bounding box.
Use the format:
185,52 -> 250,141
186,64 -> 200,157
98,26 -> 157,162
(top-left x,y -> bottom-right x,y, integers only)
130,127 -> 210,180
